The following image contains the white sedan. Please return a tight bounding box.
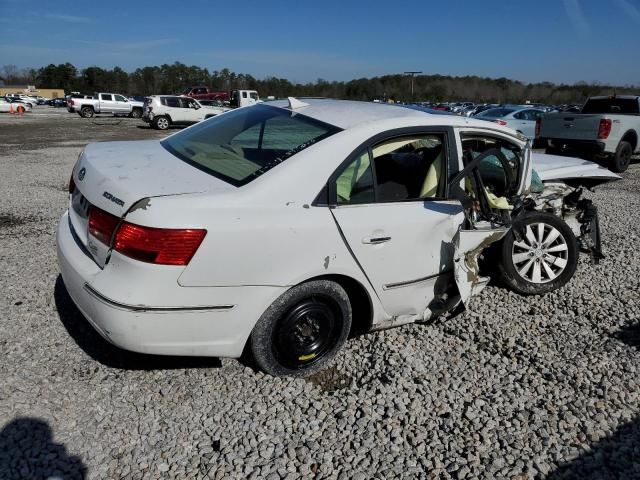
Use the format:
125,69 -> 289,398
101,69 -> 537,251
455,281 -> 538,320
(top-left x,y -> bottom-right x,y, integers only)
57,98 -> 618,376
0,98 -> 32,113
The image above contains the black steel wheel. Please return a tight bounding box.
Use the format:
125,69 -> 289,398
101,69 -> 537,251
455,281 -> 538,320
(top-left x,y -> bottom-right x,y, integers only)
250,280 -> 352,377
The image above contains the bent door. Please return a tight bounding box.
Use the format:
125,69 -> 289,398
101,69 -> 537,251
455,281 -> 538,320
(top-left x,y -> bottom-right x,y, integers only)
329,132 -> 463,320
450,129 -> 532,304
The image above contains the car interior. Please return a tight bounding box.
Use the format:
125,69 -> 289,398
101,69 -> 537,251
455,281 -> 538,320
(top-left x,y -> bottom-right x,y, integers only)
336,135 -> 445,204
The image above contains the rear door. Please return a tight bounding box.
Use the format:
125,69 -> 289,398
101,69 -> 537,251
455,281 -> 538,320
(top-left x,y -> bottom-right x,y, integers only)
99,93 -> 116,113
330,129 -> 463,321
113,94 -> 130,114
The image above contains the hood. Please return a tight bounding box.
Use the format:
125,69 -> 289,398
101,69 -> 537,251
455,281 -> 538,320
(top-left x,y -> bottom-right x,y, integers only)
532,153 -> 621,186
74,140 -> 234,216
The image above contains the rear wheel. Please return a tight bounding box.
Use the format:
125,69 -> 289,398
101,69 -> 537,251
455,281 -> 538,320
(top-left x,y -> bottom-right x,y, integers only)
130,108 -> 142,119
80,106 -> 94,118
611,140 -> 632,173
250,280 -> 352,377
497,212 -> 578,295
153,116 -> 170,130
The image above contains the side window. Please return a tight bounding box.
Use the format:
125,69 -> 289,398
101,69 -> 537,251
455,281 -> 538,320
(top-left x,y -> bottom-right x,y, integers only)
372,134 -> 446,202
242,91 -> 248,98
165,97 -> 181,108
114,94 -> 126,102
335,151 -> 375,205
250,92 -> 258,100
101,94 -> 113,101
513,111 -> 525,120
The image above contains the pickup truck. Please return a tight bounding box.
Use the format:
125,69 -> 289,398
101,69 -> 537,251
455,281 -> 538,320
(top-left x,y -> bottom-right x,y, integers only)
180,86 -> 229,102
537,95 -> 640,172
70,93 -> 144,119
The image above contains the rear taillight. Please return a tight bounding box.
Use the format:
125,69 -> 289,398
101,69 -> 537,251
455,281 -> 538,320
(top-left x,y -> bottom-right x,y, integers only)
493,119 -> 508,126
535,118 -> 541,138
148,106 -> 153,113
88,207 -> 120,246
68,174 -> 76,194
87,206 -> 206,265
114,223 -> 206,266
598,118 -> 612,139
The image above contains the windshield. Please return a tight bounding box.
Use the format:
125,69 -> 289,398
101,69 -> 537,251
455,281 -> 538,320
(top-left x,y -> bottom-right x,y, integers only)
477,108 -> 517,119
161,105 -> 341,186
582,98 -> 639,114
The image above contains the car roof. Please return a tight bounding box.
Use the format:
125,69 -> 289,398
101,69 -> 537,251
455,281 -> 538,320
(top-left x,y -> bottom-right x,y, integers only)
264,98 -> 491,130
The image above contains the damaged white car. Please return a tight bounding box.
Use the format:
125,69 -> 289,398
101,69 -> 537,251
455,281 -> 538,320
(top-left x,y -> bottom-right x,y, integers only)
56,98 -> 619,376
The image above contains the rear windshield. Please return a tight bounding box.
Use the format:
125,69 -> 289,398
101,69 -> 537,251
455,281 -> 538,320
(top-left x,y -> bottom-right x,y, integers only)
161,105 -> 341,186
582,98 -> 639,114
477,108 -> 517,118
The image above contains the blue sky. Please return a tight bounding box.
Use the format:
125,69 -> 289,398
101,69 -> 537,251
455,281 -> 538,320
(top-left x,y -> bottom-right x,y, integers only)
1,0 -> 639,85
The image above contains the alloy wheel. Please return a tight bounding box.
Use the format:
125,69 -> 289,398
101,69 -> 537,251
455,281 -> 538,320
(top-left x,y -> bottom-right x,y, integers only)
512,222 -> 569,284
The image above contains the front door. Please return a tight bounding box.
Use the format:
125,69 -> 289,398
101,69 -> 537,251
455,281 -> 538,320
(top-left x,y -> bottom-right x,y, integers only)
330,132 -> 461,320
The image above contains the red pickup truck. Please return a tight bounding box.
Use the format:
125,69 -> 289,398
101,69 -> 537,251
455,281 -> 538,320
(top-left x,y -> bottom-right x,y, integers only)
180,86 -> 229,102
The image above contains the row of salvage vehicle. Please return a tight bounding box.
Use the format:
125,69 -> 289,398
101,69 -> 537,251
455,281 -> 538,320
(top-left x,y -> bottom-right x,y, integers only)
66,88 -> 260,130
58,98 -> 620,377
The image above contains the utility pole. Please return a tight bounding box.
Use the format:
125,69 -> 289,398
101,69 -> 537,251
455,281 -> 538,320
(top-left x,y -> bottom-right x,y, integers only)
404,71 -> 422,101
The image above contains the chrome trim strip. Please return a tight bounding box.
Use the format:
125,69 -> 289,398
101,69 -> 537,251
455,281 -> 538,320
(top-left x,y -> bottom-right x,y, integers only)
83,284 -> 235,312
383,270 -> 452,290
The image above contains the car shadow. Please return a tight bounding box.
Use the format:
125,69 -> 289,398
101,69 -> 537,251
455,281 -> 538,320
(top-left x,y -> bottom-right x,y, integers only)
53,276 -> 222,371
546,416 -> 640,479
612,322 -> 640,349
0,417 -> 87,479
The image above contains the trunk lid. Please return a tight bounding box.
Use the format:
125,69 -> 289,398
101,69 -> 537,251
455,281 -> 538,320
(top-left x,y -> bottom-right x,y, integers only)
69,139 -> 234,267
73,140 -> 233,216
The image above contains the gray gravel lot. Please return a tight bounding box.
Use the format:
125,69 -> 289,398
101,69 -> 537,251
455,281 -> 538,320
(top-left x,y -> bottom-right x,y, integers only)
1,107 -> 639,479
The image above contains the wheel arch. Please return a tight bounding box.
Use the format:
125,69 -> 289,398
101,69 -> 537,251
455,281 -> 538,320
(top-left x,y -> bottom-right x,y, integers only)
307,274 -> 374,337
621,130 -> 638,151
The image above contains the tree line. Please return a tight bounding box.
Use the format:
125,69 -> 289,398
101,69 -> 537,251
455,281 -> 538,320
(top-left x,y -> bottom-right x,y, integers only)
1,62 -> 638,105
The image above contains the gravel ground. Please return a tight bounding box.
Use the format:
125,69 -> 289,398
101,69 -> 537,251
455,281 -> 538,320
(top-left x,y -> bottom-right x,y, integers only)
1,107 -> 639,479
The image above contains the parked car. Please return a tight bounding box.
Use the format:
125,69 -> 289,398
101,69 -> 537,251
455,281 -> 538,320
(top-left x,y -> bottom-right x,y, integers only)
2,97 -> 32,112
70,93 -> 144,118
48,98 -> 68,107
57,98 -> 618,377
0,97 -> 31,113
143,95 -> 230,130
475,106 -> 545,141
537,95 -> 640,172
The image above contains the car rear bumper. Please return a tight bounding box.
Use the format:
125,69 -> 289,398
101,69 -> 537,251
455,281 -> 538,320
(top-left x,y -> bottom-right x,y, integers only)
56,211 -> 285,358
543,138 -> 607,155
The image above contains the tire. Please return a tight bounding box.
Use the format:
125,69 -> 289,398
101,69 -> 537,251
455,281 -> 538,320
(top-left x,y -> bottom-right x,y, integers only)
611,140 -> 632,173
153,116 -> 170,130
80,106 -> 94,118
250,280 -> 352,377
131,108 -> 142,119
496,211 -> 578,295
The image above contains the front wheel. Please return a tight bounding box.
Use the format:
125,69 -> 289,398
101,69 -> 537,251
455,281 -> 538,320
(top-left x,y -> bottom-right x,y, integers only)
250,280 -> 352,377
611,141 -> 632,173
497,212 -> 578,295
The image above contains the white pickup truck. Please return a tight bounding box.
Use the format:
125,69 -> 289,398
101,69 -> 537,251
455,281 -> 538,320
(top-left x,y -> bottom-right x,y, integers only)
537,95 -> 640,172
70,93 -> 144,119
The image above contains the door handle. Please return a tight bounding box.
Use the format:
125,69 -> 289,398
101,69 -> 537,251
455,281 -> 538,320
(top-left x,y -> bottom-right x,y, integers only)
362,236 -> 391,245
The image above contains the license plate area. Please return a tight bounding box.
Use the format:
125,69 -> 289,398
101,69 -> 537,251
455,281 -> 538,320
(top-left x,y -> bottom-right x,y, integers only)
72,189 -> 90,219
